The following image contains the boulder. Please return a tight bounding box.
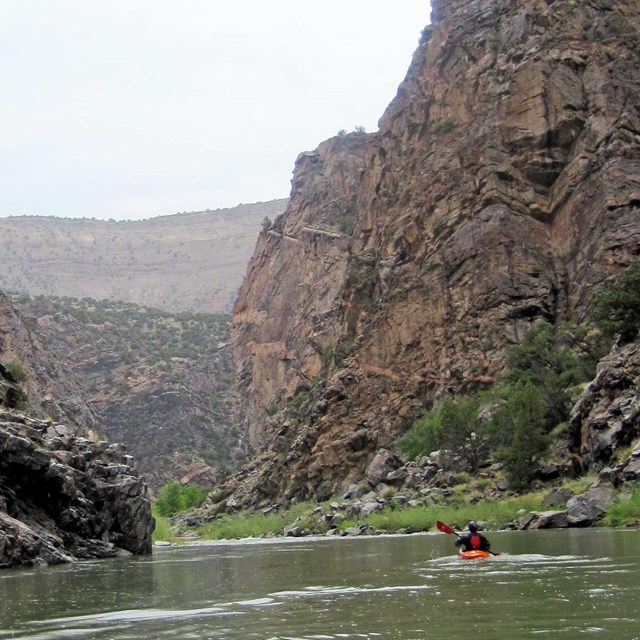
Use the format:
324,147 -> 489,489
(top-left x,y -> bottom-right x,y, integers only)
567,488 -> 615,526
543,487 -> 574,507
360,502 -> 383,517
622,457 -> 640,481
519,510 -> 568,530
366,449 -> 403,486
343,484 -> 364,500
538,464 -> 561,481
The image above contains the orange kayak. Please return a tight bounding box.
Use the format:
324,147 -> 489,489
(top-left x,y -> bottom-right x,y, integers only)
459,549 -> 491,560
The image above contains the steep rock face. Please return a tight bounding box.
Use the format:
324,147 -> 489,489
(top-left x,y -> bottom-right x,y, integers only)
11,296 -> 244,490
230,0 -> 640,504
0,409 -> 153,568
234,136 -> 370,450
0,292 -> 102,433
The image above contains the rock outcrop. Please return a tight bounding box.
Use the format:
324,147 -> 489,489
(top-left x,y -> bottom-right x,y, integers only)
0,409 -> 154,568
567,343 -> 640,472
229,0 -> 640,505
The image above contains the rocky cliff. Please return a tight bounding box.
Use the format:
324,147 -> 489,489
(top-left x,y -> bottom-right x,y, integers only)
0,409 -> 153,567
229,0 -> 640,505
0,293 -> 154,567
10,296 -> 244,490
0,291 -> 102,433
0,199 -> 287,314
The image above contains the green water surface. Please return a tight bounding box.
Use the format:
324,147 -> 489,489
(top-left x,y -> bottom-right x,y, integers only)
0,528 -> 638,639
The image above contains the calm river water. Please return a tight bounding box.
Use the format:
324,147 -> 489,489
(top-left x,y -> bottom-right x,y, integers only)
0,528 -> 638,639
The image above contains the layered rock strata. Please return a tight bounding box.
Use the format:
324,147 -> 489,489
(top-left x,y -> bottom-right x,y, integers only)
0,200 -> 287,314
229,0 -> 640,505
0,409 -> 154,568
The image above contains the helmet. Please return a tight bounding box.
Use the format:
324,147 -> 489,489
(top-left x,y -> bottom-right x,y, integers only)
468,521 -> 478,532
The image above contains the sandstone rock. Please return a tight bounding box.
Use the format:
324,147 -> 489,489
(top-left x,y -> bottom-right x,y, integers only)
0,201 -> 288,315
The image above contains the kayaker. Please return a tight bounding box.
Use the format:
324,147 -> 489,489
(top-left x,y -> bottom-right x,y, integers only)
454,521 -> 491,552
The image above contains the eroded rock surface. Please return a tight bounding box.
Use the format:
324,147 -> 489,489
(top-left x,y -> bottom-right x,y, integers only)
0,410 -> 153,568
229,0 -> 640,506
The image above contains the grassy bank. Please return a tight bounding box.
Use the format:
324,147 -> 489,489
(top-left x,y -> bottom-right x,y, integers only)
337,494 -> 546,533
152,484 -> 640,544
152,507 -> 182,544
154,494 -> 548,543
602,487 -> 640,526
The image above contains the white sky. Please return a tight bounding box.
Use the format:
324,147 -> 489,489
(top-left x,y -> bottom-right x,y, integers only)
1,1 -> 430,221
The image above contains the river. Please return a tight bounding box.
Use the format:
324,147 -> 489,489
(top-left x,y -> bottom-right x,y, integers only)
0,528 -> 638,639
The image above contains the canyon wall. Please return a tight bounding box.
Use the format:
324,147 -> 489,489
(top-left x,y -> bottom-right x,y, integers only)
230,0 -> 640,504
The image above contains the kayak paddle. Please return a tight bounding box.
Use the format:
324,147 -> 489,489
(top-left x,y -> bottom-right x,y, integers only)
436,520 -> 460,536
435,520 -> 500,556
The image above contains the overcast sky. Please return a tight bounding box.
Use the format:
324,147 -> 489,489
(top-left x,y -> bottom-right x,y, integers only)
1,2 -> 430,221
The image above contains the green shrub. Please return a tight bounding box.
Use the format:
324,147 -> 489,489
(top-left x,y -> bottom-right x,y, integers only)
602,488 -> 640,526
397,396 -> 489,471
502,319 -> 592,428
589,262 -> 640,344
430,117 -> 455,134
397,406 -> 443,461
3,360 -> 28,383
154,481 -> 210,517
286,391 -> 310,418
339,215 -> 355,235
151,511 -> 181,544
491,382 -> 549,490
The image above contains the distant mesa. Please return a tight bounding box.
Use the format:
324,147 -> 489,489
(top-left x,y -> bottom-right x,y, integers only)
0,199 -> 288,314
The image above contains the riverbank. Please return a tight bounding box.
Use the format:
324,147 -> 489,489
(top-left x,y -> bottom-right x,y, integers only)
154,478 -> 640,545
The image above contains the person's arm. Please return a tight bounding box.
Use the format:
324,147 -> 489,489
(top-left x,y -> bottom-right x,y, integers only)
454,535 -> 465,547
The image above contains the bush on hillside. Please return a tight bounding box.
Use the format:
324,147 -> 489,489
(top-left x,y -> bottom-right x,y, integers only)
397,396 -> 490,472
589,261 -> 640,345
503,319 -> 594,428
154,481 -> 210,517
490,382 -> 549,490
